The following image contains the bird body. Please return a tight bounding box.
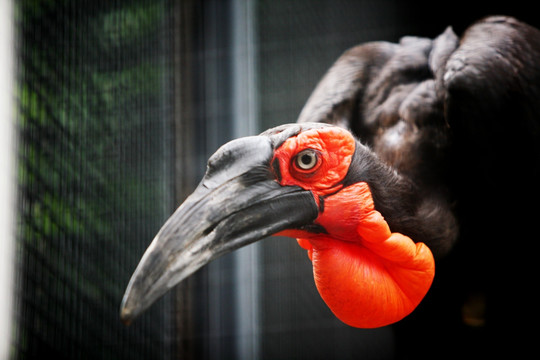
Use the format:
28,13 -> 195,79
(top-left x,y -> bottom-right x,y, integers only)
121,15 -> 540,349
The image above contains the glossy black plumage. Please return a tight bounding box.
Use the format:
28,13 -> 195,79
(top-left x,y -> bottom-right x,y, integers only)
297,15 -> 540,357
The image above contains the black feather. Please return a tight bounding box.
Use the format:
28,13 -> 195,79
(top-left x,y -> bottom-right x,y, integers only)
297,15 -> 540,354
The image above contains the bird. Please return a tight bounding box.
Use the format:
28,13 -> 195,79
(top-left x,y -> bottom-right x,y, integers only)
121,15 -> 540,354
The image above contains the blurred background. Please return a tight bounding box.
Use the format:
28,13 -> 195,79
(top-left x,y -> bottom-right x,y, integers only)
2,0 -> 538,359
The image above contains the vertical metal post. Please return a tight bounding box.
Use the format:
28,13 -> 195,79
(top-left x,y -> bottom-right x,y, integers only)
231,0 -> 261,359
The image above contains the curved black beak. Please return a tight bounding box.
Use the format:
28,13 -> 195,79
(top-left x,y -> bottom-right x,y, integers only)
120,135 -> 318,323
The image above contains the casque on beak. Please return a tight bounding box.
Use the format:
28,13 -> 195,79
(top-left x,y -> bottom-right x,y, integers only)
120,132 -> 319,323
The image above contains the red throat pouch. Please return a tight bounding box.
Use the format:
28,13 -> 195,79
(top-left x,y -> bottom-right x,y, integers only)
297,182 -> 435,328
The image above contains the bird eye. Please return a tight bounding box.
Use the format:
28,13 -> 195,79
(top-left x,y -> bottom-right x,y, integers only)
295,149 -> 318,170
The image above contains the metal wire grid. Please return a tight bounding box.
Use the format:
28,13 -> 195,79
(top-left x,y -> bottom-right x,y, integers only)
14,1 -> 174,358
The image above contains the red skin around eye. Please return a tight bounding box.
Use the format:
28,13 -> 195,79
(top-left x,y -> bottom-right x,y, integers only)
272,127 -> 354,195
273,128 -> 435,328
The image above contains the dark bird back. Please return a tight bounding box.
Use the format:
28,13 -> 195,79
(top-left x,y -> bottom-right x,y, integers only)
297,15 -> 540,357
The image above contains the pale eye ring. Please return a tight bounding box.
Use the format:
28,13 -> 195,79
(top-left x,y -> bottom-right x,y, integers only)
295,149 -> 318,170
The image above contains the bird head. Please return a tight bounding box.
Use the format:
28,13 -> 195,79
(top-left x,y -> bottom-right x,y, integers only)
120,123 -> 435,328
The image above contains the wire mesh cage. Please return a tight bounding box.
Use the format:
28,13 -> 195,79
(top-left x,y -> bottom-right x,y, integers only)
9,0 -> 539,359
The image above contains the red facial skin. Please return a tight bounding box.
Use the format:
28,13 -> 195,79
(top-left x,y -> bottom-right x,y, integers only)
273,127 -> 435,328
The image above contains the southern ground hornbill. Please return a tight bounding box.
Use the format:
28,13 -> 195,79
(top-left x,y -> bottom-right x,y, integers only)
121,16 -> 540,354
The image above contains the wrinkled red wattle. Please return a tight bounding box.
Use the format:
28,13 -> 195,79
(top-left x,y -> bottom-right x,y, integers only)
296,183 -> 435,328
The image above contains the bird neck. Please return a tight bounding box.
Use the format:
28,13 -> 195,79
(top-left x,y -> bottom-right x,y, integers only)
342,141 -> 457,257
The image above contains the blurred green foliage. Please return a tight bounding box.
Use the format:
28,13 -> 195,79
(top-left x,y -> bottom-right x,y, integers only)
14,0 -> 174,359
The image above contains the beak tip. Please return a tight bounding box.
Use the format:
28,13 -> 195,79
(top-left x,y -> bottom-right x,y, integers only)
120,295 -> 136,325
120,310 -> 131,326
